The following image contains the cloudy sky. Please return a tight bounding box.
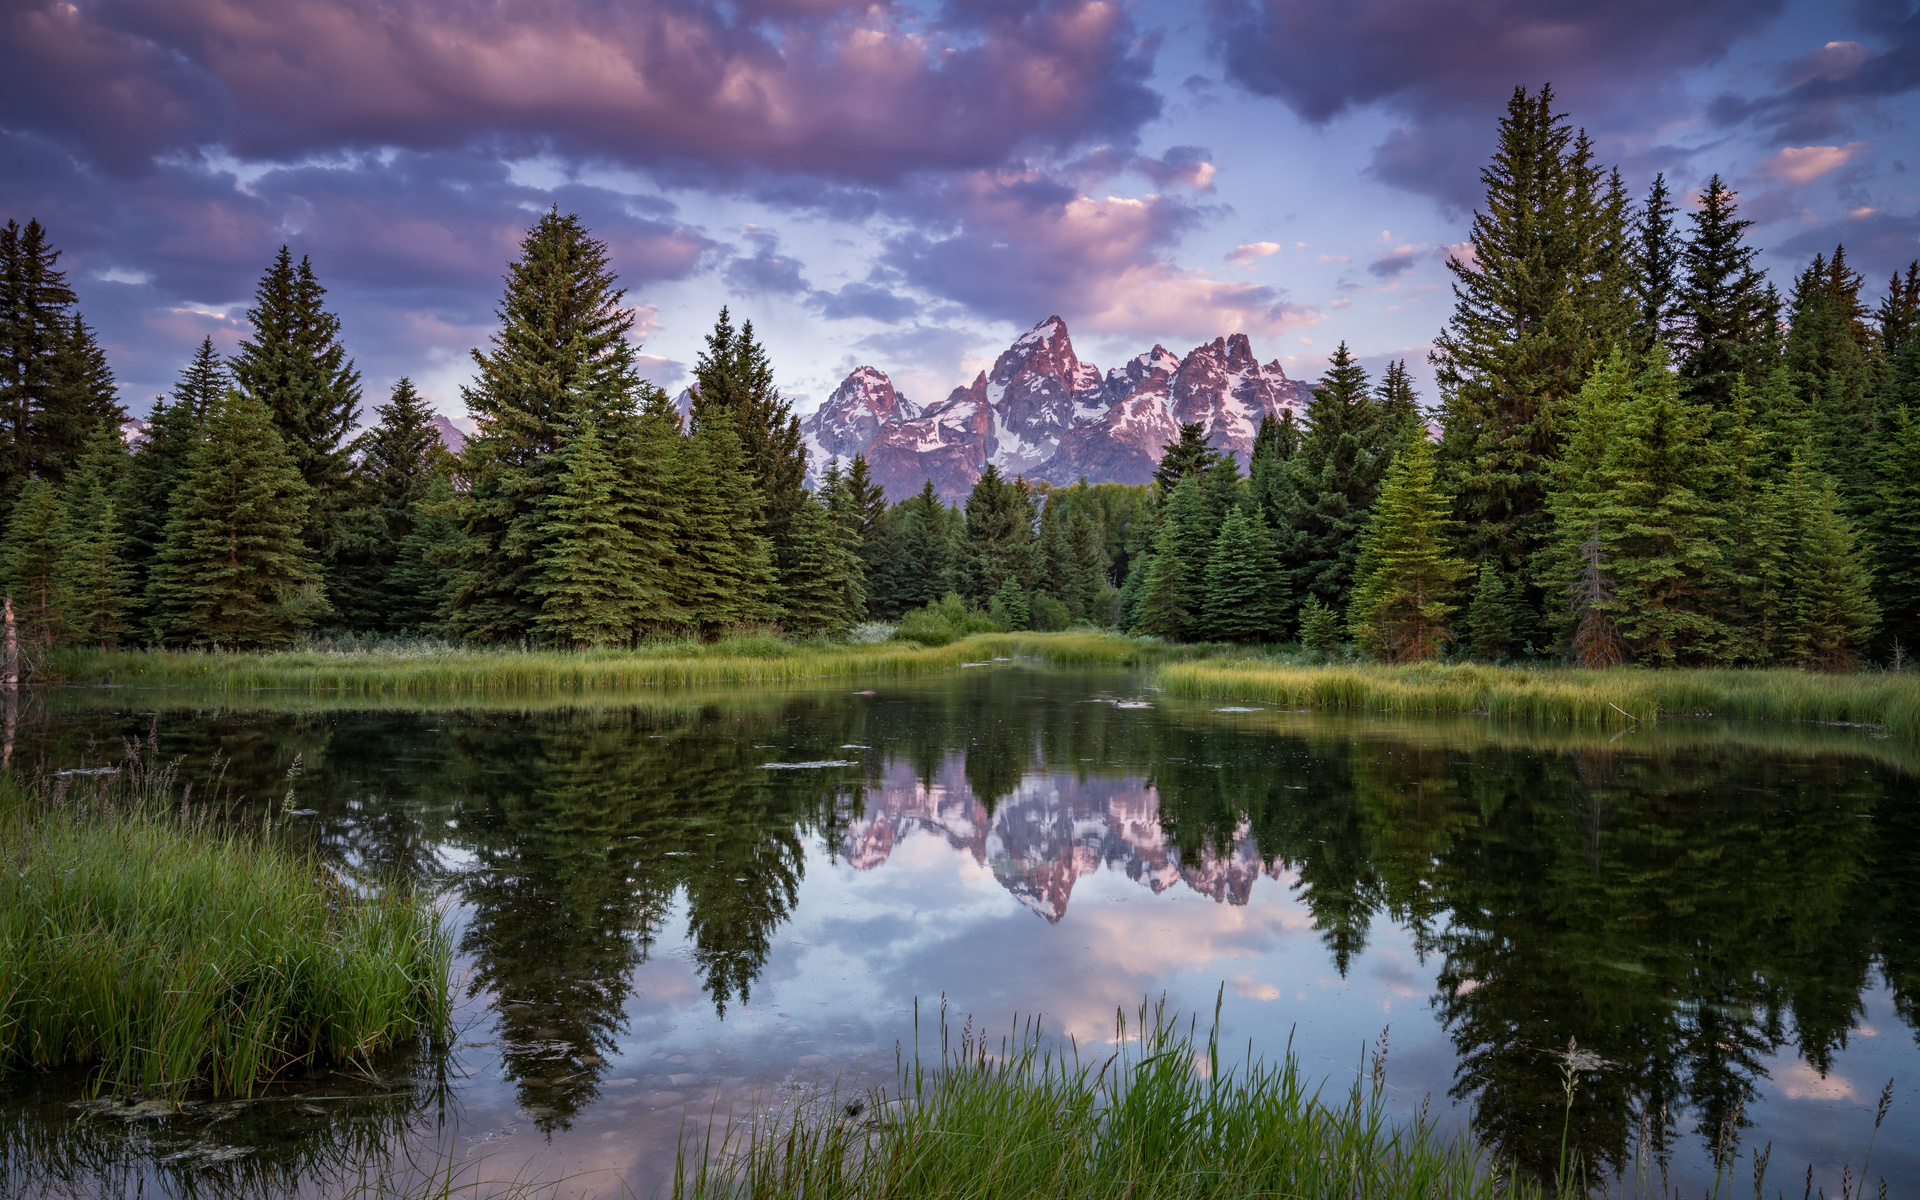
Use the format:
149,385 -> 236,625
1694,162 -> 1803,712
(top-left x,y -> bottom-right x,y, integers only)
4,0 -> 1917,425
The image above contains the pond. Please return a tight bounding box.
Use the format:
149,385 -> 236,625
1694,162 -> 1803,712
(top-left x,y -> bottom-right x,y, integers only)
3,663 -> 1918,1198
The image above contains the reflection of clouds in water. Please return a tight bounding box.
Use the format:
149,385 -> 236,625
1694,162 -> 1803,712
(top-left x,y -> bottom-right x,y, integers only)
1772,1060 -> 1860,1102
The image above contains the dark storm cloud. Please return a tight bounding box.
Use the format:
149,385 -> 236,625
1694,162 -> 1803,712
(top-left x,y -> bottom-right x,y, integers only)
1206,0 -> 1778,206
1,0 -> 1160,184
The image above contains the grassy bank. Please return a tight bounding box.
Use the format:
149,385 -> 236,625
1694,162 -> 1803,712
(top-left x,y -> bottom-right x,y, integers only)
678,1001 -> 1514,1200
36,631 -> 1186,694
1158,659 -> 1920,738
0,747 -> 451,1097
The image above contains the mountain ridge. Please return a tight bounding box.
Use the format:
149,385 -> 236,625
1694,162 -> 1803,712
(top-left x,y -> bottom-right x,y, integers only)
802,316 -> 1314,501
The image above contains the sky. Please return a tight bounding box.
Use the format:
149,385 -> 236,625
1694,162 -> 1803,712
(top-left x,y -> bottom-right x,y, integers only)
3,0 -> 1918,427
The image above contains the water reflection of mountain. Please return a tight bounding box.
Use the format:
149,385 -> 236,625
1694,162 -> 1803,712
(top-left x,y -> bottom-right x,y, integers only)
839,761 -> 1276,920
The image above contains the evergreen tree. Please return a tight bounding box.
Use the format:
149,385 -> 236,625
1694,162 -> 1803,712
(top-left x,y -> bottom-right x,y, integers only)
1034,492 -> 1072,611
893,481 -> 955,614
230,247 -> 362,566
1875,261 -> 1920,359
1786,247 -> 1876,508
1281,343 -> 1384,615
1201,505 -> 1285,644
1153,422 -> 1221,492
146,388 -> 326,647
778,492 -> 858,637
1759,459 -> 1879,670
1674,176 -> 1778,409
1063,507 -> 1108,622
41,313 -> 125,482
334,377 -> 444,628
962,465 -> 1036,602
1346,434 -> 1468,663
843,454 -> 888,606
1592,347 -> 1727,666
1432,86 -> 1631,613
1753,365 -> 1813,481
530,416 -> 651,646
390,468 -> 462,634
1465,566 -> 1517,662
1131,510 -> 1190,641
1248,409 -> 1300,536
811,463 -> 868,632
693,309 -> 808,617
1374,360 -> 1422,457
1298,595 -> 1341,653
670,409 -> 778,633
0,479 -> 70,648
1632,173 -> 1684,349
122,339 -> 224,608
1539,350 -> 1634,666
58,425 -> 133,646
989,574 -> 1031,632
0,219 -> 79,513
451,210 -> 645,641
1874,405 -> 1920,655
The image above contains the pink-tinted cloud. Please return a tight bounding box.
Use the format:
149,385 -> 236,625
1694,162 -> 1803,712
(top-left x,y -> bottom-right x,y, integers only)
6,0 -> 1160,183
885,168 -> 1316,339
1760,142 -> 1871,185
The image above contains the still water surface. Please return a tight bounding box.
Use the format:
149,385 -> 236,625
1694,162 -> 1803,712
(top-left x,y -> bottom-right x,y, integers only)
4,664 -> 1919,1197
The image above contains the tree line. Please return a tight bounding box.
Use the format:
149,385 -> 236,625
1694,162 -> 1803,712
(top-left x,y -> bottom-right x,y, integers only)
2,83 -> 1916,666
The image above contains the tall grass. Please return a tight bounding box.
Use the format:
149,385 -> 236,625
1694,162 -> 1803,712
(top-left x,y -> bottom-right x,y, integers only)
676,997 -> 1516,1200
1158,659 -> 1920,738
0,743 -> 452,1097
37,632 -> 1181,694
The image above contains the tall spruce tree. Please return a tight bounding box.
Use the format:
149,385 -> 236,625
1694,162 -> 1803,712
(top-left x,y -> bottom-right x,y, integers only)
450,210 -> 645,641
843,454 -> 887,607
1785,247 -> 1876,508
1632,173 -> 1684,350
41,313 -> 124,482
58,425 -> 133,646
122,339 -> 224,609
1346,434 -> 1467,663
1063,507 -> 1108,622
1871,405 -> 1920,655
147,389 -> 326,648
895,481 -> 955,612
1132,506 -> 1191,642
1538,349 -> 1634,664
1281,343 -> 1384,616
692,309 -> 808,618
1201,505 -> 1285,644
1674,176 -> 1779,409
1875,261 -> 1920,359
1431,86 -> 1630,621
389,468 -> 462,633
962,465 -> 1036,602
670,408 -> 778,633
1,479 -> 70,648
333,377 -> 443,628
0,219 -> 77,505
1248,409 -> 1300,537
1374,360 -> 1422,457
1465,566 -> 1518,662
1592,346 -> 1728,665
1759,459 -> 1879,670
230,247 -> 362,573
531,416 -> 650,646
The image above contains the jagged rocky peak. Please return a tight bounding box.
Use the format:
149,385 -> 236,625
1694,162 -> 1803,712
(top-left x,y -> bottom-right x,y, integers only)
986,316 -> 1106,476
1102,344 -> 1182,406
1169,334 -> 1309,463
801,365 -> 917,479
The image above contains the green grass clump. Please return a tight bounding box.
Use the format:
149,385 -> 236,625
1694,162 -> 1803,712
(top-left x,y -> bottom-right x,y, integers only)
38,632 -> 1173,693
1157,659 -> 1920,738
0,749 -> 451,1097
678,999 -> 1512,1200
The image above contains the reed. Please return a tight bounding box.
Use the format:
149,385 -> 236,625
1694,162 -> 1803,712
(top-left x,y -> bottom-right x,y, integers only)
676,997 -> 1521,1200
37,632 -> 1178,694
1157,659 -> 1920,738
0,745 -> 452,1097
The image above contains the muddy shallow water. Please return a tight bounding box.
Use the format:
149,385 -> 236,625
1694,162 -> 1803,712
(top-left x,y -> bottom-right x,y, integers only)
4,663 -> 1918,1198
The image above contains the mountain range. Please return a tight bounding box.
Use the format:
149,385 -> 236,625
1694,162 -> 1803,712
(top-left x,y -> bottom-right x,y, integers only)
799,316 -> 1315,502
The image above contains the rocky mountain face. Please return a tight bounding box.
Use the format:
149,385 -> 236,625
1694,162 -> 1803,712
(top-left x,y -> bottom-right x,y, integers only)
836,758 -> 1281,922
802,316 -> 1314,501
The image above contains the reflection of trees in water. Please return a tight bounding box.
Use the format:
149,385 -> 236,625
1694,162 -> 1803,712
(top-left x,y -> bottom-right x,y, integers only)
21,679 -> 1920,1183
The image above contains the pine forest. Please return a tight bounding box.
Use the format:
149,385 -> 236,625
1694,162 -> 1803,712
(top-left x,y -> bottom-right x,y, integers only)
4,86 -> 1918,672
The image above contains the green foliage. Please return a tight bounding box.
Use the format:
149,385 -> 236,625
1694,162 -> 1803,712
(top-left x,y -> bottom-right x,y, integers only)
1432,86 -> 1632,613
388,468 -> 461,634
1280,342 -> 1390,617
989,574 -> 1031,632
1466,566 -> 1518,663
332,377 -> 444,628
1631,172 -> 1683,349
0,219 -> 81,517
1153,422 -> 1222,492
230,247 -> 362,559
146,389 -> 327,649
671,409 -> 779,634
777,490 -> 861,638
887,481 -> 956,615
1062,507 -> 1110,622
1,478 -> 70,647
450,209 -> 645,641
531,417 -> 652,647
1674,176 -> 1778,409
1873,405 -> 1920,652
59,430 -> 135,649
1201,505 -> 1285,644
1759,460 -> 1879,670
122,338 -> 223,609
1347,435 -> 1469,662
1299,596 -> 1341,653
962,465 -> 1036,602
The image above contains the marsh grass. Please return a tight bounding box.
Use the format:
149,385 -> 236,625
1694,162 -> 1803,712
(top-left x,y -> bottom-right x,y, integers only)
1158,659 -> 1920,738
675,996 -> 1513,1200
0,741 -> 452,1097
38,632 -> 1188,694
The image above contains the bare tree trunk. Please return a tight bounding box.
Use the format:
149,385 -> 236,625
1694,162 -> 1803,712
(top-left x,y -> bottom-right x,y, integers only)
3,594 -> 16,689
